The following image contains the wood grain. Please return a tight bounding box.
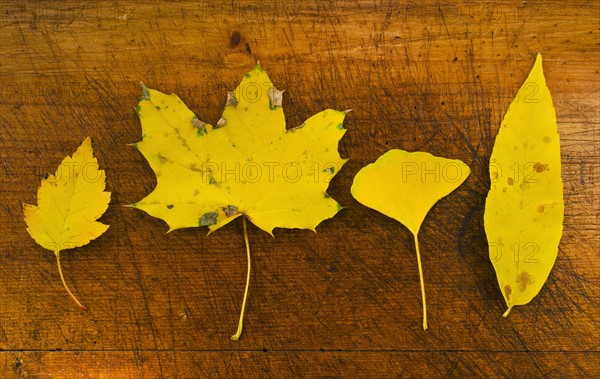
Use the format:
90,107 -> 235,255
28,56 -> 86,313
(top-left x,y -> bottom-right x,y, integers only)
1,0 -> 598,377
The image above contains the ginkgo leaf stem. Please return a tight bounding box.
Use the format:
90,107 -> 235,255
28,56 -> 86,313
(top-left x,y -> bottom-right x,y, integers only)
231,217 -> 251,341
55,250 -> 88,311
503,306 -> 513,318
413,234 -> 427,330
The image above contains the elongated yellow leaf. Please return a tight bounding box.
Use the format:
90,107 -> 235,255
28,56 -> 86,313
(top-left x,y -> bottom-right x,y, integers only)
485,53 -> 564,317
23,137 -> 111,310
131,64 -> 347,339
352,149 -> 471,329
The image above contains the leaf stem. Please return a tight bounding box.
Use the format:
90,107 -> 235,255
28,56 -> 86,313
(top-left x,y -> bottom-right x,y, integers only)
503,306 -> 513,318
55,250 -> 88,311
231,217 -> 251,341
413,233 -> 427,330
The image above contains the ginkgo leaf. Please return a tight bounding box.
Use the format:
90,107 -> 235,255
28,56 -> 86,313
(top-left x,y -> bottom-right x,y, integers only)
352,149 -> 471,330
23,137 -> 111,310
131,64 -> 347,339
485,53 -> 564,317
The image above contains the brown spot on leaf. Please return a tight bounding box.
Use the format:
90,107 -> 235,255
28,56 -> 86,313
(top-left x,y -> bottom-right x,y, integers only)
156,154 -> 167,164
517,271 -> 533,291
543,136 -> 551,143
534,162 -> 548,173
200,211 -> 218,226
268,87 -> 284,108
504,285 -> 512,300
507,177 -> 514,185
502,187 -> 507,193
229,31 -> 241,47
491,171 -> 498,180
537,204 -> 545,213
223,205 -> 239,217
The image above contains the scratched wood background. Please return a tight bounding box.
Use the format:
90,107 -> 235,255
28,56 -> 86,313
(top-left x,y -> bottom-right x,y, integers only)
1,0 -> 599,377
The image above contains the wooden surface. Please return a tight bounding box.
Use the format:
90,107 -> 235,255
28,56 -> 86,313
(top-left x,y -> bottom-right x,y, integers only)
1,0 -> 599,377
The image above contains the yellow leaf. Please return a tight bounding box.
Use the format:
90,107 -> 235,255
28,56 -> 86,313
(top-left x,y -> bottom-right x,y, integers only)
484,53 -> 564,317
133,65 -> 346,234
23,137 -> 111,310
351,149 -> 471,329
131,64 -> 347,339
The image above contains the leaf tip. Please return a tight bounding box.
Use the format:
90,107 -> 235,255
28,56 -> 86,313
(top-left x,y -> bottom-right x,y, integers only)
140,82 -> 150,100
216,117 -> 227,129
226,92 -> 238,107
335,203 -> 345,213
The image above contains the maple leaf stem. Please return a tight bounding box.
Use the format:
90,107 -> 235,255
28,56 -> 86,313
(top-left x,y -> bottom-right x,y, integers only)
231,217 -> 251,341
55,250 -> 88,311
413,234 -> 427,331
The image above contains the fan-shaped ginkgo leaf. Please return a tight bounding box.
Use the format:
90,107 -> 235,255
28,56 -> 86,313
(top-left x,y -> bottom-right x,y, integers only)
352,149 -> 471,330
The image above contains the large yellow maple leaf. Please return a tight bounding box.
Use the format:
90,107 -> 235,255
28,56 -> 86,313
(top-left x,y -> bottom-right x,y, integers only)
131,64 -> 348,339
132,64 -> 347,234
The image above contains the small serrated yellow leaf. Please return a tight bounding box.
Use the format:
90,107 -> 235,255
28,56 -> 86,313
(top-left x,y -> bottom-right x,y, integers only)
484,53 -> 564,317
352,149 -> 471,329
23,137 -> 111,310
